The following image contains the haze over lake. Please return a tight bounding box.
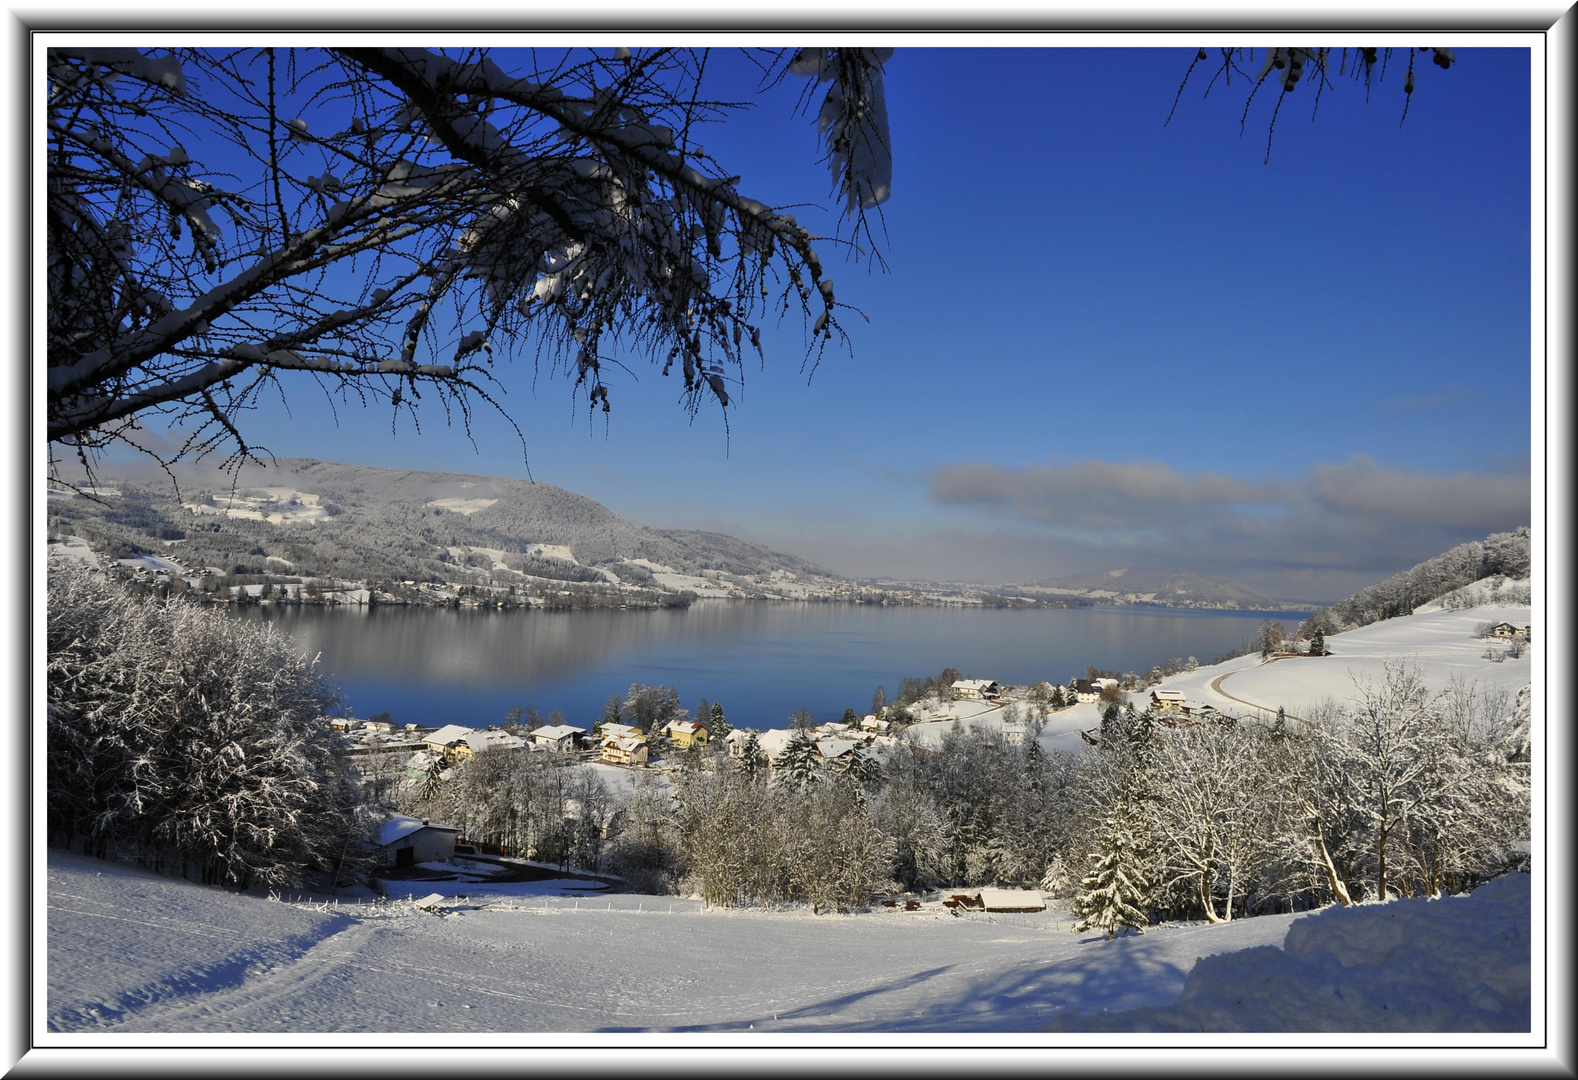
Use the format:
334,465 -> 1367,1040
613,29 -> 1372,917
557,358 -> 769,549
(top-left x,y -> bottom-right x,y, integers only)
238,602 -> 1305,731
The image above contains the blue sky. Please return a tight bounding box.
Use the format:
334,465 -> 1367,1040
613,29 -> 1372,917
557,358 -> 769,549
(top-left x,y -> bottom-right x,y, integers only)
130,45 -> 1534,603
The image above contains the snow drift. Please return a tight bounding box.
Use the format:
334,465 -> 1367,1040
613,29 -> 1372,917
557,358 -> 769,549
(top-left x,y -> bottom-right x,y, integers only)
1047,873 -> 1530,1032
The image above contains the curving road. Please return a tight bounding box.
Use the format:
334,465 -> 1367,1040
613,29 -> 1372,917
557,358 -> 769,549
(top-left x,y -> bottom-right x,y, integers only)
1208,661 -> 1301,722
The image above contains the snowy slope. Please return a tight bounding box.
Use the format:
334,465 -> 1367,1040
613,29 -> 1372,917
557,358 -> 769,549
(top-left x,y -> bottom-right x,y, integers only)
44,850 -> 1535,1037
47,849 -> 1305,1035
1152,601 -> 1534,720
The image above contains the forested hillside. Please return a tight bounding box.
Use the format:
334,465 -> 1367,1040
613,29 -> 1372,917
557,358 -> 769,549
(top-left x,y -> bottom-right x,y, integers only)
1303,527 -> 1531,635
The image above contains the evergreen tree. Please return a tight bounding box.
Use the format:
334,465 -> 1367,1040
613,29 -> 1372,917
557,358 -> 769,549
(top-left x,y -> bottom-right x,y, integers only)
739,730 -> 762,779
709,701 -> 732,741
1073,806 -> 1154,939
417,754 -> 448,804
1310,627 -> 1326,656
773,730 -> 821,791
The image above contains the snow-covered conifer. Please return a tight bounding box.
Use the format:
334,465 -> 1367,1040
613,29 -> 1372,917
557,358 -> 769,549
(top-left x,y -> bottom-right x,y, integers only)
772,730 -> 821,791
1073,806 -> 1154,939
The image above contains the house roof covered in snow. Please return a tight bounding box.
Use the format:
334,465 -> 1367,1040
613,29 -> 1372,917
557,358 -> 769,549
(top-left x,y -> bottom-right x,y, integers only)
377,815 -> 460,846
756,729 -> 795,759
463,730 -> 526,752
531,724 -> 585,741
423,724 -> 474,747
815,737 -> 860,760
977,887 -> 1045,912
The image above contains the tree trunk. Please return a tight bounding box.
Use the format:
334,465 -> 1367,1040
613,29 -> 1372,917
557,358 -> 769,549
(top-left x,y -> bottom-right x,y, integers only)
1376,827 -> 1389,901
1200,873 -> 1223,924
1313,829 -> 1353,906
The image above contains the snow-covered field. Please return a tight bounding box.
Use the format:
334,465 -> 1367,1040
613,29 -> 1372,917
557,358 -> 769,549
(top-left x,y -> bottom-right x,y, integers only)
1159,601 -> 1535,721
42,849 -> 1532,1039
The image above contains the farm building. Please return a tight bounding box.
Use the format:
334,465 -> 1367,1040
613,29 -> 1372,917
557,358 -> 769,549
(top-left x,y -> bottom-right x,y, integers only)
975,888 -> 1046,913
376,816 -> 461,870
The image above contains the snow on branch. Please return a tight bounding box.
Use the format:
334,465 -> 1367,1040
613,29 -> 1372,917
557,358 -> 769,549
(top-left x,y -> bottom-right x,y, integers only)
47,46 -> 857,479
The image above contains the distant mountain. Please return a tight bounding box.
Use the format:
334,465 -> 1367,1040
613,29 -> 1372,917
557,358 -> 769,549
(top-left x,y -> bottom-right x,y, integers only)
46,458 -> 841,601
1013,567 -> 1290,611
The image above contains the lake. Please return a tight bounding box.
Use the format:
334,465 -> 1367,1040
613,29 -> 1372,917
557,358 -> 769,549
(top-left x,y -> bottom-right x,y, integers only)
236,601 -> 1305,731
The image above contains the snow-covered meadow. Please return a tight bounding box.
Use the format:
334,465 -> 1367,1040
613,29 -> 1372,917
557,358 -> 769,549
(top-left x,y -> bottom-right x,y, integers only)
43,849 -> 1530,1037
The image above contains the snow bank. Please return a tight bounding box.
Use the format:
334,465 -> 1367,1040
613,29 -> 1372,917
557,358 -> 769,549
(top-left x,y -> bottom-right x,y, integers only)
1047,874 -> 1530,1032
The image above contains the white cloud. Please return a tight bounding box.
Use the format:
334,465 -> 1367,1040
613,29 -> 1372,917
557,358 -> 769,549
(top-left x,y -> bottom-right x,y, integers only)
926,455 -> 1531,600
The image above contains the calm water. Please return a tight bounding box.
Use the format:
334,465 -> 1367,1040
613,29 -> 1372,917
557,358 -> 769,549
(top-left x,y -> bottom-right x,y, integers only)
237,601 -> 1304,731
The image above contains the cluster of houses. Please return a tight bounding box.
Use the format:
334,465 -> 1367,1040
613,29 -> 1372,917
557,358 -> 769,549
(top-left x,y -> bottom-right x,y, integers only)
723,714 -> 900,774
1145,688 -> 1223,726
335,711 -> 730,779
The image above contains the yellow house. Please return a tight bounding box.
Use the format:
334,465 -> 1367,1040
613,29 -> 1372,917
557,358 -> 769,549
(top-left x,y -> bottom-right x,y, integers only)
663,719 -> 709,748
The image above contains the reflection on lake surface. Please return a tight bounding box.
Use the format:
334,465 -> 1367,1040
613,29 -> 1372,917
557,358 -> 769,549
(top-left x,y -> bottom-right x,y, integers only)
237,601 -> 1305,731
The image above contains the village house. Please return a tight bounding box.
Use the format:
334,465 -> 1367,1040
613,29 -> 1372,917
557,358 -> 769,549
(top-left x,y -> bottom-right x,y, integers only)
814,736 -> 862,771
422,724 -> 476,761
599,735 -> 649,766
457,729 -> 526,756
1001,721 -> 1027,746
755,729 -> 796,765
952,679 -> 1002,701
1150,689 -> 1187,714
599,722 -> 645,742
860,714 -> 890,734
723,728 -> 756,759
529,724 -> 585,753
662,719 -> 709,749
376,815 -> 461,870
1489,622 -> 1531,641
1070,679 -> 1100,704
